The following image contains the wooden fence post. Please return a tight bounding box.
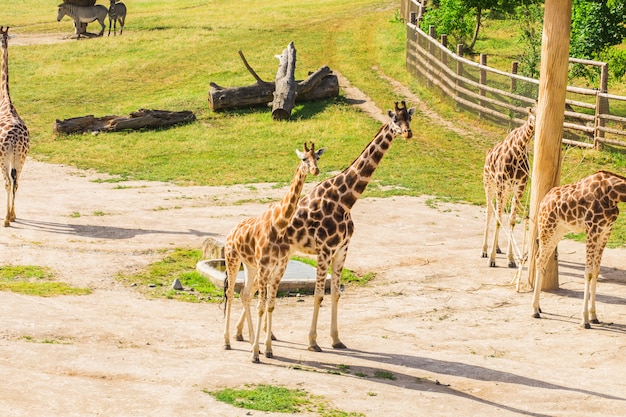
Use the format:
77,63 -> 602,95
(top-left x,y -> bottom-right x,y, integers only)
441,35 -> 448,68
456,44 -> 463,101
594,63 -> 609,148
479,53 -> 487,119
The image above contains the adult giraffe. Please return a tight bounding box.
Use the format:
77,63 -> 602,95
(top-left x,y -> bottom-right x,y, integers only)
223,142 -> 325,363
285,101 -> 414,352
531,170 -> 626,328
0,27 -> 29,227
482,107 -> 536,268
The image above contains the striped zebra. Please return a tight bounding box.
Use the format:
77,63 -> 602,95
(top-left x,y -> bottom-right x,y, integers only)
108,0 -> 127,36
57,3 -> 108,39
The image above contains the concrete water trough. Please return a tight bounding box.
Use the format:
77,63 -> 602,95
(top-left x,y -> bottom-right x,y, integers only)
196,258 -> 330,293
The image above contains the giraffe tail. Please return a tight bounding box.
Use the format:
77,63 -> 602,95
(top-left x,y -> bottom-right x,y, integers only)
221,272 -> 229,318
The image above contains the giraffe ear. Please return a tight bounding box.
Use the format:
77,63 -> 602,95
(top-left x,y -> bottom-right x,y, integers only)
316,148 -> 326,157
387,109 -> 395,120
408,108 -> 415,117
295,149 -> 305,159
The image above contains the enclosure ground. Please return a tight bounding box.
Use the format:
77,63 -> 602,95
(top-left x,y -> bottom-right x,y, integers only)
2,32 -> 626,416
1,160 -> 625,417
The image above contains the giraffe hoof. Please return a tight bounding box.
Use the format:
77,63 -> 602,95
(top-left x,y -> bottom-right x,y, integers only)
489,261 -> 496,267
224,344 -> 231,350
332,342 -> 347,349
3,221 -> 9,227
308,344 -> 322,352
583,323 -> 591,329
591,318 -> 600,324
532,312 -> 541,319
508,261 -> 517,269
496,248 -> 503,254
236,334 -> 244,342
252,356 -> 260,363
481,252 -> 488,258
265,351 -> 273,358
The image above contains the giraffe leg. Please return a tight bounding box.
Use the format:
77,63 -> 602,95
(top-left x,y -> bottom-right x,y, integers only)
481,184 -> 494,259
531,226 -> 560,319
489,192 -> 505,267
251,270 -> 269,363
583,233 -> 609,328
223,255 -> 241,351
308,252 -> 331,352
264,263 -> 287,359
507,189 -> 523,269
3,169 -> 13,227
242,265 -> 257,344
235,277 -> 257,342
330,246 -> 348,349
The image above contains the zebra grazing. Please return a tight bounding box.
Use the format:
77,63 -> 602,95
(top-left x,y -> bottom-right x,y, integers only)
108,0 -> 127,36
57,3 -> 108,39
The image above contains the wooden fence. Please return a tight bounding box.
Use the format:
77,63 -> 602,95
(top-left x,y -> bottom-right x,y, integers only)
401,0 -> 626,149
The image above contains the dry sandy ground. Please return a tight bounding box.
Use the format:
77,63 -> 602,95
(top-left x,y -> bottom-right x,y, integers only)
2,30 -> 626,417
0,159 -> 625,417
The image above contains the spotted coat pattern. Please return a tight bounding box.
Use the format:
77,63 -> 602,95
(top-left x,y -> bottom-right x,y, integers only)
281,102 -> 415,352
482,108 -> 535,268
223,142 -> 324,362
531,170 -> 626,328
0,27 -> 29,228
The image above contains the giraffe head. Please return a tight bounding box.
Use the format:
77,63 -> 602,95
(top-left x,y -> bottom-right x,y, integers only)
295,141 -> 325,176
387,101 -> 415,139
0,27 -> 9,49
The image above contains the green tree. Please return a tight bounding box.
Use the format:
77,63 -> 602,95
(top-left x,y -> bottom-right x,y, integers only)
419,0 -> 475,49
570,0 -> 626,82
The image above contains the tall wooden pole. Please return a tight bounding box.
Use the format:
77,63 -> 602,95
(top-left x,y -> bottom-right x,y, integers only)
527,0 -> 572,290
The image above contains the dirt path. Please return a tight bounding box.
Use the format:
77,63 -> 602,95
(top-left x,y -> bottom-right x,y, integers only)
0,160 -> 625,416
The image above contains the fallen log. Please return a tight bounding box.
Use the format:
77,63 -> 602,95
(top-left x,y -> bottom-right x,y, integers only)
53,109 -> 196,135
208,50 -> 339,112
272,42 -> 297,120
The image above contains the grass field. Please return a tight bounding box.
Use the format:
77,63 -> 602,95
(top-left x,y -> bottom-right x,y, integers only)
6,0 -> 626,246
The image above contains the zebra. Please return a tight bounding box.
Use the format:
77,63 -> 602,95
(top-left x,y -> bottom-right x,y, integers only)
57,3 -> 108,39
108,0 -> 127,36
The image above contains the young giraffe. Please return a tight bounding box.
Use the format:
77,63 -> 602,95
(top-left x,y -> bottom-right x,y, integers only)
223,142 -> 325,363
0,27 -> 29,227
283,101 -> 414,352
531,170 -> 626,329
482,107 -> 535,268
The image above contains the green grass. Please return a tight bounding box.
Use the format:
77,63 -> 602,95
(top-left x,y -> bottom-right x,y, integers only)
7,0 -> 626,245
116,248 -> 223,302
0,265 -> 91,296
207,384 -> 364,417
292,256 -> 376,286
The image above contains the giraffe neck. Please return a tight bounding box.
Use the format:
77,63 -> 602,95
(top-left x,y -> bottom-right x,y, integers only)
272,162 -> 310,233
509,118 -> 535,149
0,40 -> 13,115
335,123 -> 395,209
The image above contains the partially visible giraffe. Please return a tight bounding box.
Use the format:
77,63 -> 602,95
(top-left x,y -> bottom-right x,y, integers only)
282,101 -> 414,352
0,27 -> 29,227
482,107 -> 535,268
223,142 -> 325,363
531,170 -> 626,329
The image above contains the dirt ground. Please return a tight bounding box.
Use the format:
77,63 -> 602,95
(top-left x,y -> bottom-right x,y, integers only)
0,158 -> 625,417
2,31 -> 626,417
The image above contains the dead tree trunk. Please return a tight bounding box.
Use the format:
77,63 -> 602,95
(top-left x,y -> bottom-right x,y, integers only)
53,109 -> 195,134
207,50 -> 339,112
272,42 -> 297,120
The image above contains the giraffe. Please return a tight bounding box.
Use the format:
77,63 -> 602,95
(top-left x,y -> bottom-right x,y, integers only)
223,142 -> 325,363
481,107 -> 535,268
282,101 -> 414,352
0,27 -> 29,228
531,170 -> 626,329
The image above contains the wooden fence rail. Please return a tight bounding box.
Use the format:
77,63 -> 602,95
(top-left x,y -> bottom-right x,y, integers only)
402,0 -> 626,149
